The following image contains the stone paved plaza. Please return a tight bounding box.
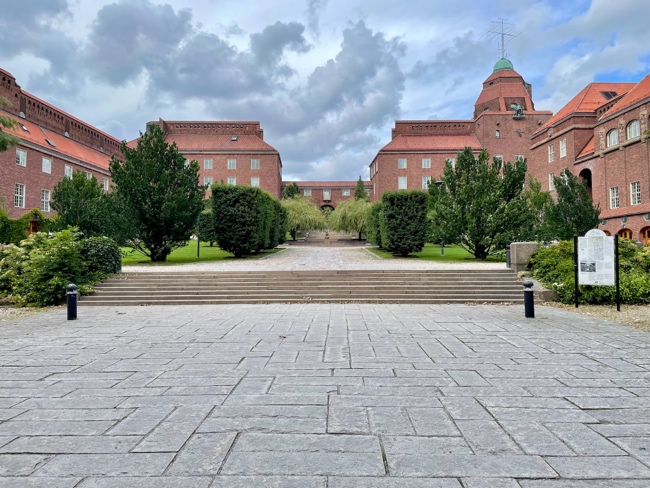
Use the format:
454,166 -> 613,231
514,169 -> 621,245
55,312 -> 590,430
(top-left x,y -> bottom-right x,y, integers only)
1,302 -> 650,487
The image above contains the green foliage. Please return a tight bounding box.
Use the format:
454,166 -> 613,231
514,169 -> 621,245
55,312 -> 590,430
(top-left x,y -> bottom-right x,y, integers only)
270,199 -> 288,248
0,209 -> 55,245
198,210 -> 219,246
528,239 -> 650,305
380,190 -> 428,256
211,185 -> 284,257
520,175 -> 554,241
0,229 -> 119,307
281,196 -> 327,241
330,198 -> 371,239
282,182 -> 300,199
544,169 -> 601,240
354,177 -> 368,201
366,202 -> 383,247
109,125 -> 205,262
0,97 -> 21,152
429,148 -> 531,259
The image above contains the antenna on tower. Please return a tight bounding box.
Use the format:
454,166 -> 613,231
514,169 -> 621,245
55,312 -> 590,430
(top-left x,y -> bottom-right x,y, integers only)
480,19 -> 521,59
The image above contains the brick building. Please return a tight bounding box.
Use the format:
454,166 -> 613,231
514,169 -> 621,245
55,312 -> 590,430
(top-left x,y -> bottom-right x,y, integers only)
144,119 -> 283,199
528,76 -> 650,243
369,58 -> 552,200
0,69 -> 118,219
281,181 -> 372,210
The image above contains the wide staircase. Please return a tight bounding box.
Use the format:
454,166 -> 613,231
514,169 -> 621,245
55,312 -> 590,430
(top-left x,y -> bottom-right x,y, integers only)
80,269 -> 523,306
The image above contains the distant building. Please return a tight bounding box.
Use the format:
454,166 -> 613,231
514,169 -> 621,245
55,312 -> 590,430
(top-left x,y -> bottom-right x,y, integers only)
369,58 -> 552,200
282,181 -> 372,210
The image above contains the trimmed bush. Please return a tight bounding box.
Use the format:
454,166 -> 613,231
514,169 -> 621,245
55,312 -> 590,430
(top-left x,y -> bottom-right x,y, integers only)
198,210 -> 219,246
380,191 -> 428,256
366,202 -> 383,247
81,236 -> 122,275
528,239 -> 650,305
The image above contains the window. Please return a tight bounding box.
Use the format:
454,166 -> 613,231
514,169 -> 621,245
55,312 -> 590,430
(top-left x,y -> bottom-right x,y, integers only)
204,176 -> 213,185
606,129 -> 618,147
627,120 -> 640,140
184,159 -> 189,168
251,177 -> 260,188
494,154 -> 503,163
16,148 -> 26,167
515,154 -> 524,162
422,158 -> 431,169
397,158 -> 406,169
64,165 -> 72,178
14,184 -> 25,208
548,144 -> 555,162
610,187 -> 619,209
204,159 -> 213,169
227,176 -> 236,186
304,189 -> 312,196
41,190 -> 50,212
398,176 -> 407,190
446,158 -> 455,169
86,172 -> 92,180
631,181 -> 641,205
251,159 -> 260,170
42,157 -> 51,174
102,178 -> 109,192
227,159 -> 236,170
549,173 -> 555,191
422,176 -> 432,189
495,130 -> 500,138
323,189 -> 331,200
342,189 -> 350,197
559,138 -> 567,158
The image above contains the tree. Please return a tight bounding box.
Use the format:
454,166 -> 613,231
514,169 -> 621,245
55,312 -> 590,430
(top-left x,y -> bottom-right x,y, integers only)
380,191 -> 428,256
0,97 -> 20,152
330,198 -> 371,239
283,182 -> 300,199
520,175 -> 554,241
51,171 -> 105,236
109,126 -> 205,262
281,196 -> 326,240
429,148 -> 531,259
544,169 -> 601,240
354,176 -> 368,201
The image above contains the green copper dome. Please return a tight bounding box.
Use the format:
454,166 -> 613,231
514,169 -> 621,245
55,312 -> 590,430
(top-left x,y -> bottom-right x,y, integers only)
493,58 -> 514,73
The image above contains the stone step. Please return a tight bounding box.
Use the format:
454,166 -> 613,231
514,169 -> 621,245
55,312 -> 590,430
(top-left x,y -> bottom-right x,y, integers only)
92,285 -> 521,293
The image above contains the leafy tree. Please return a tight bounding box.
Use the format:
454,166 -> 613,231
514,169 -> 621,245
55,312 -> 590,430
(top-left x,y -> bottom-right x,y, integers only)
281,196 -> 326,240
380,190 -> 428,256
51,171 -> 105,236
330,198 -> 371,239
544,169 -> 601,240
283,182 -> 300,199
109,126 -> 205,262
429,148 -> 531,259
354,176 -> 368,201
198,209 -> 219,246
0,97 -> 20,152
520,175 -> 554,241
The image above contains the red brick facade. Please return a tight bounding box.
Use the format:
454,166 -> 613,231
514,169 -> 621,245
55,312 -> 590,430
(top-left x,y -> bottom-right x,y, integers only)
282,181 -> 373,209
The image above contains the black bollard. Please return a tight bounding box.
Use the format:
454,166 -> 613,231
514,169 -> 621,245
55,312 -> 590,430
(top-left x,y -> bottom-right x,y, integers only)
66,284 -> 78,320
523,280 -> 534,318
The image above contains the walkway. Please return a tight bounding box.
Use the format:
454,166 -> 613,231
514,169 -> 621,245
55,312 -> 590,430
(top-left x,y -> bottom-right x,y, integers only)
1,304 -> 649,486
124,246 -> 507,272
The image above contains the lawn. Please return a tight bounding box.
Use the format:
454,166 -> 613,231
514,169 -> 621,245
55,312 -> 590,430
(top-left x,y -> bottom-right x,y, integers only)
367,243 -> 505,262
122,241 -> 283,265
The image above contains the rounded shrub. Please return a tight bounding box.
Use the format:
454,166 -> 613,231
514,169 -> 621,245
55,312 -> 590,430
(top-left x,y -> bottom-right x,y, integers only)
81,236 -> 122,275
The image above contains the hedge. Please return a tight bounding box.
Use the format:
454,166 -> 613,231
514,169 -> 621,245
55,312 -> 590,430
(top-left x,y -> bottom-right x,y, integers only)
379,190 -> 428,256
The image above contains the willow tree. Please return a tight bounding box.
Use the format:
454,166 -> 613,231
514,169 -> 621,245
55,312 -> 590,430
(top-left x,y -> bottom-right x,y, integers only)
330,198 -> 371,239
281,197 -> 326,240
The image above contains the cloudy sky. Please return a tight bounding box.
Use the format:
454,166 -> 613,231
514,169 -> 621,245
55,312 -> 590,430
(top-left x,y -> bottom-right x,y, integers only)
2,0 -> 649,181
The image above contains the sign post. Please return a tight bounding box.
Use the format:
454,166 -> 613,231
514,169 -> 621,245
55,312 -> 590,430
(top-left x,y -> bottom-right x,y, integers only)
575,229 -> 620,311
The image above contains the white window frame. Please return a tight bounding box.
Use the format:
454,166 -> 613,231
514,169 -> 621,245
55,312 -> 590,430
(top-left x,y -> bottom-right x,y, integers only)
86,172 -> 92,180
184,159 -> 189,168
515,154 -> 524,162
64,165 -> 73,178
204,158 -> 213,169
102,178 -> 109,192
204,176 -> 213,185
548,144 -> 555,163
559,138 -> 567,158
494,154 -> 503,163
422,158 -> 431,169
630,181 -> 641,205
227,158 -> 236,170
42,157 -> 51,174
251,176 -> 260,188
627,120 -> 640,140
495,130 -> 500,138
251,159 -> 260,170
398,176 -> 407,190
342,189 -> 350,197
446,158 -> 455,169
41,189 -> 50,212
323,189 -> 331,200
606,129 -> 619,147
422,176 -> 432,189
227,176 -> 236,186
397,158 -> 407,169
549,173 -> 555,191
609,186 -> 619,209
16,148 -> 27,167
14,183 -> 25,208
303,189 -> 312,197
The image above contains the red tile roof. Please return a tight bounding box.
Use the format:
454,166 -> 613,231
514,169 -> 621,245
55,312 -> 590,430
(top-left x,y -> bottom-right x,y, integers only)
285,181 -> 371,188
604,73 -> 650,118
483,68 -> 525,84
536,83 -> 635,134
164,134 -> 278,153
380,134 -> 481,152
474,83 -> 533,109
3,111 -> 112,171
577,136 -> 595,159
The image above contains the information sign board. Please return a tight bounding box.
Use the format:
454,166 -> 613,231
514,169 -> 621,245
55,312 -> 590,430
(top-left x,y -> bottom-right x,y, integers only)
578,229 -> 614,286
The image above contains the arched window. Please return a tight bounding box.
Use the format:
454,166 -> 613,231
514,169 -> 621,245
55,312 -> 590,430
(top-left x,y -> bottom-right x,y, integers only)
619,229 -> 632,239
627,120 -> 640,140
606,129 -> 619,147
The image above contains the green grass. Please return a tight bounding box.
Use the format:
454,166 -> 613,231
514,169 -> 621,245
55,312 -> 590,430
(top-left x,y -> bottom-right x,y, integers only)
121,241 -> 283,265
367,243 -> 505,262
